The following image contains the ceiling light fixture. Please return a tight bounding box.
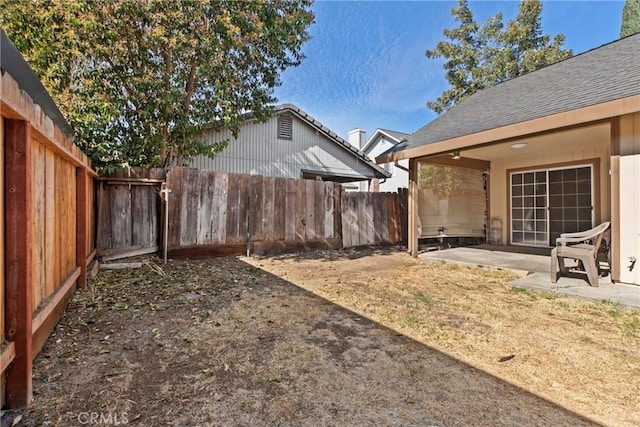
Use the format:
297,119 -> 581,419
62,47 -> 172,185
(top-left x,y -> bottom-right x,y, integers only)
452,150 -> 461,160
511,143 -> 528,149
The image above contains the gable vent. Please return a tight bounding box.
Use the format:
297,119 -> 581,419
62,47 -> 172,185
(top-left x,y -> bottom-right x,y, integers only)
277,115 -> 293,140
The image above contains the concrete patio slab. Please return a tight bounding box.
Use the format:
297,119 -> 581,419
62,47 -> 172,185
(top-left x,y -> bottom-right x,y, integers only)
418,245 -> 640,310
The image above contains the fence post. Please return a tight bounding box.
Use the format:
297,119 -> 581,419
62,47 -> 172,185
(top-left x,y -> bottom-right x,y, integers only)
76,168 -> 88,289
4,119 -> 34,407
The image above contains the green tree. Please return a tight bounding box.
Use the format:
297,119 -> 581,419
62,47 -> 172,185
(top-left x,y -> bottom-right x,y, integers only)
426,0 -> 572,114
0,0 -> 314,169
621,0 -> 640,37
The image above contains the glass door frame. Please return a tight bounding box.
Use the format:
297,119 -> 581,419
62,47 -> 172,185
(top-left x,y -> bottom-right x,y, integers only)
509,163 -> 595,248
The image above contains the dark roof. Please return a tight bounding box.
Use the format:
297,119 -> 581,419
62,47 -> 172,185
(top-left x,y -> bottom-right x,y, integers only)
390,34 -> 640,155
0,28 -> 73,136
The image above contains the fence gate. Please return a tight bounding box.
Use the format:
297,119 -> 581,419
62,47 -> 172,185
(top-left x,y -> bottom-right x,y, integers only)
97,168 -> 165,258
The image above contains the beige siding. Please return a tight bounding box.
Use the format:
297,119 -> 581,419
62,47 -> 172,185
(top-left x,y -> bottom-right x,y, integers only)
487,123 -> 611,245
190,115 -> 376,179
618,112 -> 640,284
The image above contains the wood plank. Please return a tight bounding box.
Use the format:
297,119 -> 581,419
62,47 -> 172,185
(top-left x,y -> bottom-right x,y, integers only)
197,171 -> 215,244
131,183 -> 149,247
225,173 -> 241,243
180,168 -> 200,246
262,177 -> 275,241
294,178 -> 306,241
324,182 -> 334,239
305,179 -> 316,240
273,178 -> 286,241
4,119 -> 34,407
379,193 -> 390,244
31,269 -> 77,358
44,150 -> 56,295
100,246 -> 160,262
109,182 -> 132,249
165,167 -> 184,248
100,262 -> 143,270
249,175 -> 264,241
75,169 -> 88,289
212,171 -> 228,244
386,194 -> 398,244
67,162 -> 77,277
31,142 -> 46,308
356,193 -> 367,246
284,179 -> 297,241
31,267 -> 79,335
341,192 -> 356,248
237,174 -> 251,246
53,157 -> 61,287
1,342 -> 16,375
314,180 -> 325,240
333,183 -> 342,243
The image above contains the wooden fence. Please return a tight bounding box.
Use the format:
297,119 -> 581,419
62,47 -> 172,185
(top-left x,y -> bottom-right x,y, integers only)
1,71 -> 96,407
96,167 -> 164,257
97,167 -> 408,258
166,168 -> 344,256
164,168 -> 406,256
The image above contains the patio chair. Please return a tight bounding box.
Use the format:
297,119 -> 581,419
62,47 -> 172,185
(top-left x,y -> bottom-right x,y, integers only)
550,222 -> 610,287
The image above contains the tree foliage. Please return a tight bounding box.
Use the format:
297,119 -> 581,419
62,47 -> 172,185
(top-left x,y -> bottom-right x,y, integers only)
1,0 -> 314,169
426,0 -> 572,114
621,0 -> 640,37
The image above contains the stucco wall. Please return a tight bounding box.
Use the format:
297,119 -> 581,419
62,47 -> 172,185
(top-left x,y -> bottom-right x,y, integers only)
617,112 -> 640,284
489,123 -> 611,246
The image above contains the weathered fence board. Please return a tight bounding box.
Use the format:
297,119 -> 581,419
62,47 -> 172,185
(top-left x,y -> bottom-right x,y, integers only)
340,191 -> 405,248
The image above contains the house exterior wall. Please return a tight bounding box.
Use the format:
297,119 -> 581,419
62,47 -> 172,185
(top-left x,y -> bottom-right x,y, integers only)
488,124 -> 611,247
361,135 -> 408,192
189,114 -> 378,180
617,112 -> 640,285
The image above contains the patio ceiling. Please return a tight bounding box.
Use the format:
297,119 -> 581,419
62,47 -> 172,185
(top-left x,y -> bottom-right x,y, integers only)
434,121 -> 611,163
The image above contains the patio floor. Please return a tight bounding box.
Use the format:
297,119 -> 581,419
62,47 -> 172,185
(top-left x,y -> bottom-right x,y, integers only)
418,244 -> 640,310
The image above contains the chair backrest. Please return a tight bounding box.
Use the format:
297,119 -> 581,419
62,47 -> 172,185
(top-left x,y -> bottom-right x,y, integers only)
591,222 -> 611,257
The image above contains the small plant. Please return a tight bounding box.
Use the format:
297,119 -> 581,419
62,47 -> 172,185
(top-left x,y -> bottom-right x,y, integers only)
411,291 -> 433,305
510,286 -> 538,301
621,315 -> 640,338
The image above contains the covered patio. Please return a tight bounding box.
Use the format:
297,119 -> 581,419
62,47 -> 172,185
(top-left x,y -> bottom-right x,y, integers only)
419,245 -> 640,310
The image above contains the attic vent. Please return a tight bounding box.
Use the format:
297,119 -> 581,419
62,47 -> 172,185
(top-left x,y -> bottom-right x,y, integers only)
277,115 -> 293,140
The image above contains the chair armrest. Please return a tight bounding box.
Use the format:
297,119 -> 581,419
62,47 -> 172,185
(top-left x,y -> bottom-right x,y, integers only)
556,236 -> 590,246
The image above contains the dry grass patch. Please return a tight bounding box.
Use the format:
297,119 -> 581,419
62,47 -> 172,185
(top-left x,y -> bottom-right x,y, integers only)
246,249 -> 640,427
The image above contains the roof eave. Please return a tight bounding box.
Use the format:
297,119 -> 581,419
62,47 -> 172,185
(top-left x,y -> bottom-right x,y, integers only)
376,94 -> 640,163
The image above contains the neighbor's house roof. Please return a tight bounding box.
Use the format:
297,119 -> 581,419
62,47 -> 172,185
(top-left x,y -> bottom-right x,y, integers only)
362,128 -> 411,154
377,33 -> 640,163
264,103 -> 390,179
0,28 -> 73,136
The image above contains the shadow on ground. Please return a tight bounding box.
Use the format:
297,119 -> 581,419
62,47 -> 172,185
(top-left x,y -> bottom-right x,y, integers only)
22,256 -> 598,426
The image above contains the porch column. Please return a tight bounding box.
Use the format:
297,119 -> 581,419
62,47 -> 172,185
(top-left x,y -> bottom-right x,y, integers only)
408,158 -> 419,257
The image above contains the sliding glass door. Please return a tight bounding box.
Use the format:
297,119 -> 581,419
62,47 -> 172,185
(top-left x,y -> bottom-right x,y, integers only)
510,165 -> 593,246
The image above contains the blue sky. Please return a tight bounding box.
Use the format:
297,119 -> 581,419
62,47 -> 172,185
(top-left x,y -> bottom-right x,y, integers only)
273,0 -> 625,143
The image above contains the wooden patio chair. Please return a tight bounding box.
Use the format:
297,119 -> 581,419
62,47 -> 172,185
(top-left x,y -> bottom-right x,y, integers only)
550,221 -> 610,287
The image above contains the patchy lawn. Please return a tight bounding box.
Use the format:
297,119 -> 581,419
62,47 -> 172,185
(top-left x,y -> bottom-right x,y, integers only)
12,249 -> 638,426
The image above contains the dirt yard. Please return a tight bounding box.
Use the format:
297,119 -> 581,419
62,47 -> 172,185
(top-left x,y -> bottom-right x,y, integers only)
10,249 -> 639,426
